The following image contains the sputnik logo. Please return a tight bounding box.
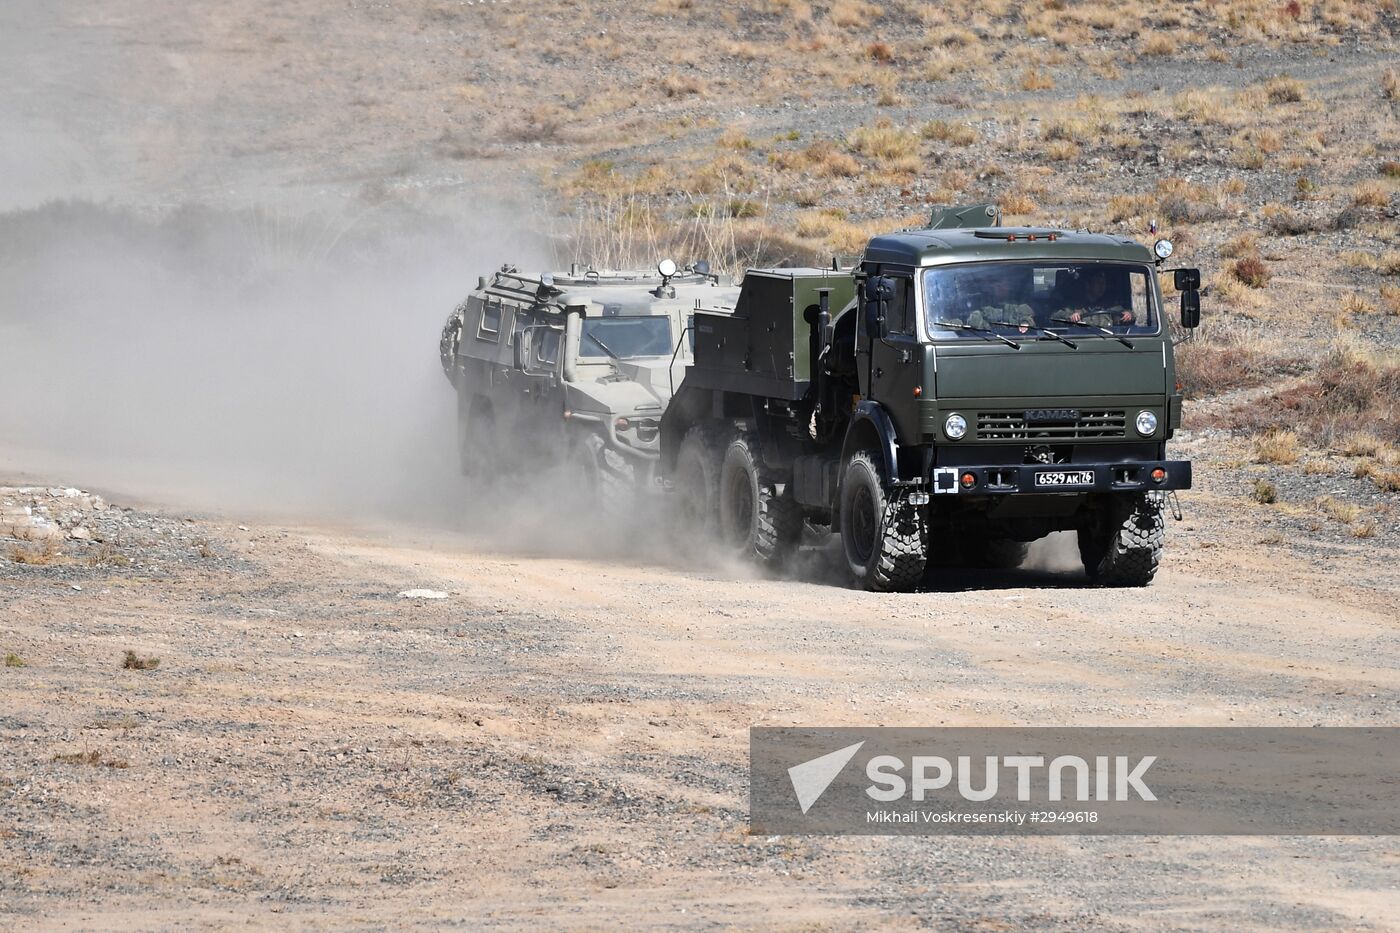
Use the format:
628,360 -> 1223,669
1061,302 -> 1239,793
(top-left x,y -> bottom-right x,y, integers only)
787,741 -> 864,814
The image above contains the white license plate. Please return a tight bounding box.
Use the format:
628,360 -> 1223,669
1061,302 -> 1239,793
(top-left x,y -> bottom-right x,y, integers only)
1035,470 -> 1095,487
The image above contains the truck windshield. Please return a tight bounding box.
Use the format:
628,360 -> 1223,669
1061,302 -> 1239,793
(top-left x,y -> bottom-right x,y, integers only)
579,316 -> 673,359
923,262 -> 1157,339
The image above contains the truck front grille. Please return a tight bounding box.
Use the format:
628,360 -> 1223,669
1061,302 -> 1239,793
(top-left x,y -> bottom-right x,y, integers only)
977,410 -> 1126,440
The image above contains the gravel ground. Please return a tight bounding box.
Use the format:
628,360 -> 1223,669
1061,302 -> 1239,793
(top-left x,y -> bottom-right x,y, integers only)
2,471 -> 1398,930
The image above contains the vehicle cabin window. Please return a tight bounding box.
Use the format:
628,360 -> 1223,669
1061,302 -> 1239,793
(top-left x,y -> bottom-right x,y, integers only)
534,327 -> 562,366
923,262 -> 1157,338
477,298 -> 502,341
887,276 -> 914,336
579,316 -> 673,359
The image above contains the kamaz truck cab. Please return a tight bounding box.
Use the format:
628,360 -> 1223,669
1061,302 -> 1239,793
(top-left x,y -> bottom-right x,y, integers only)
440,261 -> 739,502
660,206 -> 1200,590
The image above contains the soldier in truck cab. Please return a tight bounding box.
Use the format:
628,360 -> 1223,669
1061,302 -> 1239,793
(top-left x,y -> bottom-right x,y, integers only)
966,272 -> 1036,333
1052,267 -> 1135,328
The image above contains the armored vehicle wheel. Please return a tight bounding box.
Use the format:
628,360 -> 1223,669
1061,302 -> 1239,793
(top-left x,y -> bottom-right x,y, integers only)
571,434 -> 630,517
457,396 -> 496,478
1078,493 -> 1165,587
717,434 -> 802,566
839,450 -> 926,592
674,426 -> 719,537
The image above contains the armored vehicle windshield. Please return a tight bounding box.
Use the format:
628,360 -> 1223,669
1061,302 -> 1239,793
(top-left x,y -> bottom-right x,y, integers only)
924,261 -> 1159,338
580,315 -> 673,359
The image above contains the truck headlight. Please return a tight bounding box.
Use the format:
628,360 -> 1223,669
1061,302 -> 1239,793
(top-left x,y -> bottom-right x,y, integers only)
1135,410 -> 1158,436
945,413 -> 968,440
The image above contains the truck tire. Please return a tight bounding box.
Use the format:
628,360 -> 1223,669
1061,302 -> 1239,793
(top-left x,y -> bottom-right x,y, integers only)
675,426 -> 720,537
1078,493 -> 1165,587
717,434 -> 802,566
839,450 -> 926,592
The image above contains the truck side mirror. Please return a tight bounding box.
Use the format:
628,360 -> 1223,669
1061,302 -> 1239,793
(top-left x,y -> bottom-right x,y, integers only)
1180,289 -> 1201,329
1173,268 -> 1201,291
514,327 -> 533,371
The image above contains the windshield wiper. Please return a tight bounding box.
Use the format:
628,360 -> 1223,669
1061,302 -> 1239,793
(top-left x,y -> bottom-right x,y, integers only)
585,332 -> 622,359
1062,319 -> 1133,348
934,319 -> 1021,349
983,320 -> 1078,349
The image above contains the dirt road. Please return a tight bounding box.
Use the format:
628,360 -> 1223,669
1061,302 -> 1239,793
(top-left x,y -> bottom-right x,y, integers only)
2,455 -> 1398,931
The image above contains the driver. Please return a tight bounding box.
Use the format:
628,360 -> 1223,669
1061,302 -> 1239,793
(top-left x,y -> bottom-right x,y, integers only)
967,274 -> 1035,334
1053,268 -> 1135,328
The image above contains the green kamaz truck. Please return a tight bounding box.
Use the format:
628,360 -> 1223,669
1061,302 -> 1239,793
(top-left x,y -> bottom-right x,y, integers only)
659,207 -> 1201,591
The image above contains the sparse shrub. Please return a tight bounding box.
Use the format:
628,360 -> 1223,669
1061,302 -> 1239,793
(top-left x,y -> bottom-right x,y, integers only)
1340,432 -> 1383,457
1230,256 -> 1270,288
52,750 -> 129,769
1295,176 -> 1316,197
1254,429 -> 1301,465
1222,232 -> 1259,258
1250,478 -> 1278,504
1140,34 -> 1175,56
1351,182 -> 1391,209
1316,495 -> 1361,524
1262,205 -> 1317,236
1020,70 -> 1054,91
1381,284 -> 1400,316
1380,161 -> 1400,179
921,120 -> 977,146
830,0 -> 879,28
4,653 -> 23,668
1353,522 -> 1378,539
1383,68 -> 1400,102
660,72 -> 704,98
1262,75 -> 1306,103
9,539 -> 60,565
847,120 -> 920,173
866,41 -> 894,63
122,650 -> 161,671
1000,192 -> 1038,215
1341,293 -> 1376,315
1044,140 -> 1079,161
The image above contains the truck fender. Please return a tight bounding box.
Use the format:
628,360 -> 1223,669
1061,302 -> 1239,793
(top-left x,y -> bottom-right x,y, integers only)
840,401 -> 900,486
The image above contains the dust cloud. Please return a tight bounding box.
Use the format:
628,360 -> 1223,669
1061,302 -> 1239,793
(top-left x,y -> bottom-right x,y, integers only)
0,199 -> 542,528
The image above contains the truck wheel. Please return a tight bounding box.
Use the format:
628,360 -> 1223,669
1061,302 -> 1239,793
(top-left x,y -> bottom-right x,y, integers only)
675,426 -> 719,537
1078,494 -> 1165,587
839,450 -> 926,592
717,434 -> 802,566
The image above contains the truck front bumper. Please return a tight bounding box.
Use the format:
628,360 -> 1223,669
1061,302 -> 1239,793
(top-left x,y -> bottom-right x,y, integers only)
927,459 -> 1192,497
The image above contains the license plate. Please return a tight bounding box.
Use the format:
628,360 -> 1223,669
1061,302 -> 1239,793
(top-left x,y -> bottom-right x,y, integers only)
1035,470 -> 1095,487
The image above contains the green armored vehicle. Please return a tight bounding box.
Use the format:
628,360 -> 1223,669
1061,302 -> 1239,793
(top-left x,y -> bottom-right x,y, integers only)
440,261 -> 740,499
660,206 -> 1201,590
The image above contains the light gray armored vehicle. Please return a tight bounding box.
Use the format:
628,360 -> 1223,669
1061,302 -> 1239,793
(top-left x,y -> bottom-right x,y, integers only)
439,260 -> 740,500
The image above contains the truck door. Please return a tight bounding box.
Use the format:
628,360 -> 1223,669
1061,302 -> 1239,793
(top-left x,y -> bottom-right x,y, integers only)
866,271 -> 922,444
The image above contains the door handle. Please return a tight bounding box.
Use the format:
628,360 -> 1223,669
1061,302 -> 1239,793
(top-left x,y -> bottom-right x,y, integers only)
874,367 -> 884,378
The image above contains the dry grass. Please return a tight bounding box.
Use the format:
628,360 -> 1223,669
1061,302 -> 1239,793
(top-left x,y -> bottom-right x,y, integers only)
1351,182 -> 1392,209
122,650 -> 161,671
1230,255 -> 1271,288
1383,68 -> 1400,102
660,72 -> 704,98
1261,75 -> 1306,103
1250,478 -> 1278,504
1254,429 -> 1302,465
1020,70 -> 1054,91
4,653 -> 24,668
769,139 -> 860,178
1231,336 -> 1400,473
8,538 -> 61,565
52,750 -> 129,769
1340,293 -> 1375,315
847,120 -> 920,173
1315,495 -> 1361,524
921,120 -> 978,146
